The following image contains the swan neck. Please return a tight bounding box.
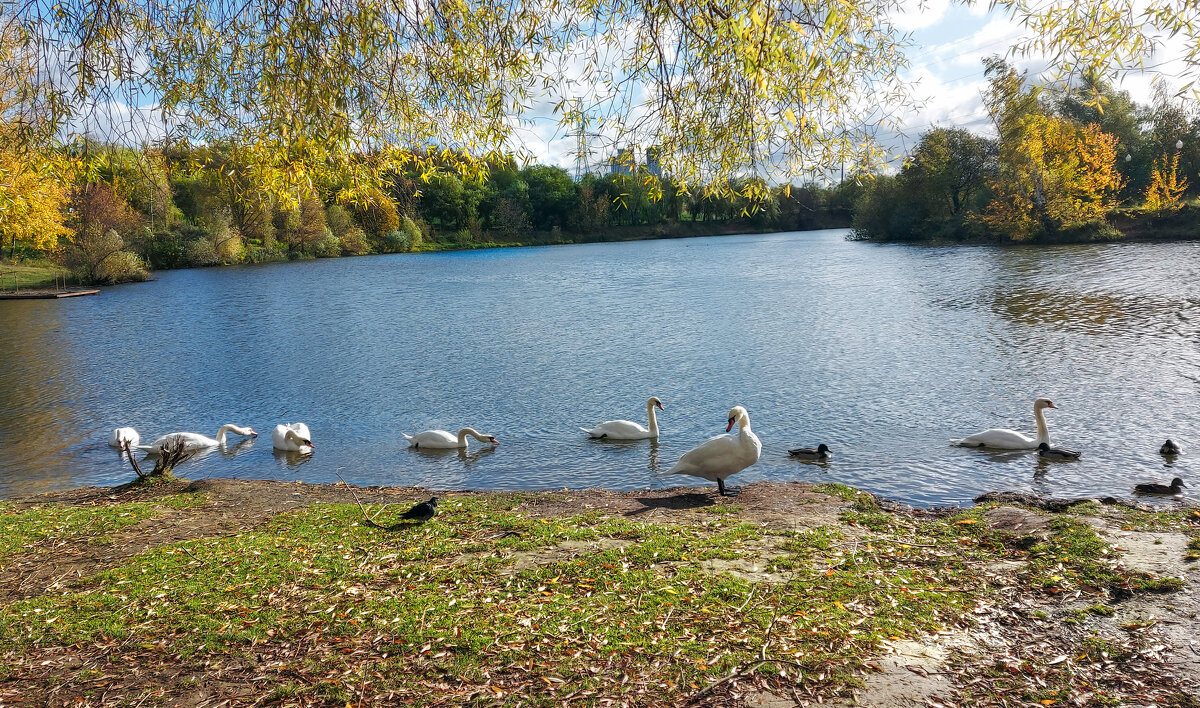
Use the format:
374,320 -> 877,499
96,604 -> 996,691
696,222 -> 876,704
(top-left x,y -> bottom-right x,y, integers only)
458,428 -> 482,444
216,424 -> 233,444
647,400 -> 659,434
737,413 -> 751,436
1034,407 -> 1049,445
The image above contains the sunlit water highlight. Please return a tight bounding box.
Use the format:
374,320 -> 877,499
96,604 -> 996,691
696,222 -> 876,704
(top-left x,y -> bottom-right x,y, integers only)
1,230 -> 1197,506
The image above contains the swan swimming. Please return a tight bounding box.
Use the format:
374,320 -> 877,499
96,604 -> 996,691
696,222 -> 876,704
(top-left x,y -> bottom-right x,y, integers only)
403,428 -> 499,450
272,423 -> 314,452
659,406 -> 761,496
138,424 -> 257,456
952,398 -> 1057,450
581,397 -> 664,440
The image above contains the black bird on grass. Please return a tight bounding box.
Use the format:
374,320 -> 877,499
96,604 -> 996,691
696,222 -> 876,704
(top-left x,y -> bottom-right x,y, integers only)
1160,439 -> 1182,456
1134,478 -> 1187,496
401,496 -> 439,522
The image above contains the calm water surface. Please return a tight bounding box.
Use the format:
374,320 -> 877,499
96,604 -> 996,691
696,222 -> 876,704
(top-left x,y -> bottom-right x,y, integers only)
2,230 -> 1197,506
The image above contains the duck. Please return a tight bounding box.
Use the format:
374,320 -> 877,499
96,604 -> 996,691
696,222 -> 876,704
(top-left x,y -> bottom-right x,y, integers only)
1134,477 -> 1187,496
109,427 -> 140,449
138,424 -> 257,456
953,398 -> 1057,450
272,423 -> 314,452
582,397 -> 664,440
789,443 -> 831,461
1037,442 -> 1080,460
403,428 -> 499,450
401,497 -> 438,522
659,405 -> 761,497
1160,439 -> 1182,456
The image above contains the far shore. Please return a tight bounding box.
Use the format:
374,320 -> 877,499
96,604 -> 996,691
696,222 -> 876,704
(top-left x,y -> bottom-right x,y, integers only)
2,477 -> 1196,706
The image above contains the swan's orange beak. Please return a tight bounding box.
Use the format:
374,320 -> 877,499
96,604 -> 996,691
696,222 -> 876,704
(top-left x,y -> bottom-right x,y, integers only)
726,418 -> 735,432
304,440 -> 314,448
489,437 -> 499,444
656,402 -> 665,410
1046,403 -> 1057,409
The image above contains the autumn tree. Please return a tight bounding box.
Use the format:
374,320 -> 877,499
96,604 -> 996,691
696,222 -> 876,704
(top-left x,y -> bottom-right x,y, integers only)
1145,153 -> 1189,212
981,61 -> 1123,241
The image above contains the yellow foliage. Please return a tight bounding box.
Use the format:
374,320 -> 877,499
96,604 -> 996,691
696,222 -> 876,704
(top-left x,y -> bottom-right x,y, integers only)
982,115 -> 1122,240
1144,152 -> 1189,212
0,148 -> 72,256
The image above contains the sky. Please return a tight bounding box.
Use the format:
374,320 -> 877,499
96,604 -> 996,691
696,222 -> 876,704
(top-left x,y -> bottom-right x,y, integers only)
508,1 -> 1195,177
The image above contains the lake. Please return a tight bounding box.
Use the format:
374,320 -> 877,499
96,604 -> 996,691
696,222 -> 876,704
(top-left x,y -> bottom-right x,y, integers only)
1,230 -> 1196,506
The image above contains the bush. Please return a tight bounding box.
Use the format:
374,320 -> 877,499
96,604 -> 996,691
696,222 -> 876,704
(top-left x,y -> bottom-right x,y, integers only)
326,204 -> 356,238
314,227 -> 341,257
187,237 -> 219,266
401,216 -> 423,251
381,229 -> 409,253
63,227 -> 150,284
340,227 -> 370,255
351,188 -> 400,238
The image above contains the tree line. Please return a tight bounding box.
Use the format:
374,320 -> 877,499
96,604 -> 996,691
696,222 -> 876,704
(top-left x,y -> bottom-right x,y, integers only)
853,61 -> 1200,243
2,142 -> 860,285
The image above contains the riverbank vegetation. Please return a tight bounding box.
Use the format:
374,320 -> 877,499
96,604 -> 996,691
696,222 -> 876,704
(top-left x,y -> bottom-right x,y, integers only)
853,61 -> 1200,244
1,479 -> 1196,705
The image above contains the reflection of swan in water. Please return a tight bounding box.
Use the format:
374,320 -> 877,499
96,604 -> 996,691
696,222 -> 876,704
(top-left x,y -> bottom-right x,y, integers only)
139,424 -> 257,456
410,445 -> 497,466
219,436 -> 257,458
648,438 -> 660,474
272,447 -> 314,467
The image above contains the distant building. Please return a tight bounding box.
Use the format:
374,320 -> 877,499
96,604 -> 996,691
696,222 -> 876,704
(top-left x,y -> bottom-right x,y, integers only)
605,146 -> 663,178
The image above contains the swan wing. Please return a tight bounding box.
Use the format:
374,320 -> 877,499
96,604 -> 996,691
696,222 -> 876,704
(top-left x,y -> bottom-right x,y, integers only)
583,420 -> 651,439
406,430 -> 460,448
953,428 -> 1038,450
662,434 -> 755,481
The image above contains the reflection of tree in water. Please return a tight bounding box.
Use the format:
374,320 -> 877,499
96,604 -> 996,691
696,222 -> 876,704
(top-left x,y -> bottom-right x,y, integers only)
0,301 -> 87,495
987,289 -> 1194,340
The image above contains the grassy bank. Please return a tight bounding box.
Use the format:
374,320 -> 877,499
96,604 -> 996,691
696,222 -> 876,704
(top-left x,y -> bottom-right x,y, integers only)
0,259 -> 71,291
1,479 -> 1197,706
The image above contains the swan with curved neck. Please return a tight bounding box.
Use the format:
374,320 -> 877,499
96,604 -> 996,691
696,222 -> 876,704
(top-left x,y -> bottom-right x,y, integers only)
582,397 -> 664,440
139,424 -> 257,456
109,427 -> 140,448
953,398 -> 1056,450
660,405 -> 761,496
272,423 -> 314,451
403,427 -> 499,450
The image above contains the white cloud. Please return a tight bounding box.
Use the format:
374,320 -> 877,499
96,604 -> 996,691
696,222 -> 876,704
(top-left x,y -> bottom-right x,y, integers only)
890,0 -> 953,33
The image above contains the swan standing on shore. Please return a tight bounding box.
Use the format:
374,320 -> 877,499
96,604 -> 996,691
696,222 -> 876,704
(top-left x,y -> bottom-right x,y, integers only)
952,398 -> 1057,450
581,397 -> 664,440
138,424 -> 257,456
403,428 -> 499,450
272,423 -> 314,452
660,406 -> 761,496
109,427 -> 140,448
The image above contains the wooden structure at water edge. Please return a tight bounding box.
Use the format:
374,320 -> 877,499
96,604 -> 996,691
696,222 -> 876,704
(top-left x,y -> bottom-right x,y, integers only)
0,288 -> 99,300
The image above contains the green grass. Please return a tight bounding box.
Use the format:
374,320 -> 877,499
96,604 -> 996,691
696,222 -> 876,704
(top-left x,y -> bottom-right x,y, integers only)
0,494 -> 207,566
1,490 -> 1191,705
0,260 -> 69,290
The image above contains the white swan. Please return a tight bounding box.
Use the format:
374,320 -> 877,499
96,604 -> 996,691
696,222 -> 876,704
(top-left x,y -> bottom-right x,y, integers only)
272,423 -> 314,451
581,397 -> 664,440
109,427 -> 140,448
659,405 -> 761,496
403,427 -> 499,450
952,398 -> 1056,450
138,424 -> 257,456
